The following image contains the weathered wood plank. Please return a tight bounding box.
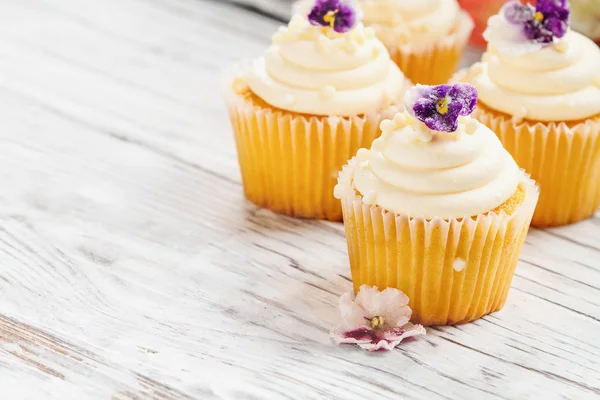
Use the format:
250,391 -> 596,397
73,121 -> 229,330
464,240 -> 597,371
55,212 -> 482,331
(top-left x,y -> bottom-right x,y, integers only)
0,0 -> 598,399
0,315 -> 199,399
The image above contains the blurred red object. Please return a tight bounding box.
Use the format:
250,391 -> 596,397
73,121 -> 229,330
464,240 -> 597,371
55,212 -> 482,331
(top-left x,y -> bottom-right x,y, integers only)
458,0 -> 507,47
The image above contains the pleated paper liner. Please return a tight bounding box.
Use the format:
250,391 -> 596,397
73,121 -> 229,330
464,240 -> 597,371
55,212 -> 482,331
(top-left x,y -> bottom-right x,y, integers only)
472,103 -> 600,227
336,158 -> 539,326
386,12 -> 474,85
223,64 -> 403,221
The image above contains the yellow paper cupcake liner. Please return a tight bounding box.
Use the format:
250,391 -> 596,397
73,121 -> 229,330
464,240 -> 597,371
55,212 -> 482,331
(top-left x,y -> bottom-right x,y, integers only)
473,105 -> 600,227
223,66 -> 402,221
387,12 -> 474,85
336,158 -> 539,326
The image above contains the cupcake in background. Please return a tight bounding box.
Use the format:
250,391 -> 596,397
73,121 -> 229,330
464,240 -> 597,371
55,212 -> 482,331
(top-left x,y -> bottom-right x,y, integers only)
293,0 -> 474,85
461,0 -> 600,226
335,83 -> 539,326
571,0 -> 600,43
224,0 -> 408,221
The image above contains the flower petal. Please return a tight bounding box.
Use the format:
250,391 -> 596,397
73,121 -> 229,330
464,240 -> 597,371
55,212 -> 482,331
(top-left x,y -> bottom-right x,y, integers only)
483,14 -> 543,56
503,1 -> 534,24
403,85 -> 429,117
423,101 -> 462,132
331,326 -> 374,344
357,340 -> 399,351
450,83 -> 478,117
338,292 -> 369,330
307,0 -> 359,33
333,3 -> 357,33
331,286 -> 425,352
373,288 -> 412,327
383,323 -> 427,342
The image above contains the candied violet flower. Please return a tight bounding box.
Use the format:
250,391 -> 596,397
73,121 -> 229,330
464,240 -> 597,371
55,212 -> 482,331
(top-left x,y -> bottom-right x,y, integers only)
308,0 -> 357,33
404,83 -> 478,133
484,0 -> 570,55
330,285 -> 425,352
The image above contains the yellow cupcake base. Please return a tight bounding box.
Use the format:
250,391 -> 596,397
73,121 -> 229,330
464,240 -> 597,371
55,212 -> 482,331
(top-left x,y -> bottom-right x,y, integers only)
387,12 -> 474,85
224,70 -> 401,221
336,159 -> 539,326
473,104 -> 600,227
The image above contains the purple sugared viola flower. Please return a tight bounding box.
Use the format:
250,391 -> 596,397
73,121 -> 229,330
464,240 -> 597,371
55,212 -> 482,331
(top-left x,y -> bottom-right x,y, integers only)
308,0 -> 358,33
404,83 -> 478,133
484,0 -> 570,55
330,285 -> 425,352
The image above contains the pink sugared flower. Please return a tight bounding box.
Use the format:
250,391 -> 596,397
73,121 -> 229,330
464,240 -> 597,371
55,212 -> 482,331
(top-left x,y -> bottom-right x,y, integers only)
331,285 -> 426,352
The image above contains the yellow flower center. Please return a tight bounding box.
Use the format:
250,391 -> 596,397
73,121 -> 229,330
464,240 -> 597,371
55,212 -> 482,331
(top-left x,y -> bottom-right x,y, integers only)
535,11 -> 544,21
324,10 -> 338,28
436,97 -> 450,115
370,316 -> 385,329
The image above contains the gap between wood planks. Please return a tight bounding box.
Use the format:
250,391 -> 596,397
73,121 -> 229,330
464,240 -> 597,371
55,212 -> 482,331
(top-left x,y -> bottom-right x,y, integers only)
204,0 -> 289,22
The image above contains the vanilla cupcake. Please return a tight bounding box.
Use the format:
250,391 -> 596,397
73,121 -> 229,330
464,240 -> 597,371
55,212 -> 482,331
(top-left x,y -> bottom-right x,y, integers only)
462,0 -> 600,226
335,83 -> 539,326
571,0 -> 600,43
224,1 -> 407,221
294,0 -> 474,85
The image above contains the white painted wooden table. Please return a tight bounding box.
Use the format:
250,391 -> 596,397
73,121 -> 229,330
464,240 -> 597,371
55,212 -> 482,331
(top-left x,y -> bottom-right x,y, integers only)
0,0 -> 599,398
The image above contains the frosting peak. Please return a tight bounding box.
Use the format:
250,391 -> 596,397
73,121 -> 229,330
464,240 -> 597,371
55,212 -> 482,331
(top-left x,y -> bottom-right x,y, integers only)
347,111 -> 520,218
247,15 -> 405,116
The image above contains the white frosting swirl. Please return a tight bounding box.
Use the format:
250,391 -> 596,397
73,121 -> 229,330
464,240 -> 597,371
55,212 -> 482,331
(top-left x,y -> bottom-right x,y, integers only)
247,16 -> 405,116
293,0 -> 461,49
471,30 -> 600,121
351,113 -> 520,218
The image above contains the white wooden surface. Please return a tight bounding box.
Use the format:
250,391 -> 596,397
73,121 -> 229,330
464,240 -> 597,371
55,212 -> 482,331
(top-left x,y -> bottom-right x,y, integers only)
0,0 -> 599,398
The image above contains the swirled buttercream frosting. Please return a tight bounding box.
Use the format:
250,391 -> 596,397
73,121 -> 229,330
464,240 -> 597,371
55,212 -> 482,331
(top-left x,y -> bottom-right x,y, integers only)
349,112 -> 520,218
471,1 -> 600,122
246,15 -> 406,116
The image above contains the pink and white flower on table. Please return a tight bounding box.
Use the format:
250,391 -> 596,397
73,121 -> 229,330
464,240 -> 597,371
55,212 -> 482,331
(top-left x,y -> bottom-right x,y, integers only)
331,285 -> 426,352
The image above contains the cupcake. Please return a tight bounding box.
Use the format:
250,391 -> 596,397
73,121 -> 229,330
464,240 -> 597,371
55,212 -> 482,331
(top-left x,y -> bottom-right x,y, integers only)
461,0 -> 600,227
293,0 -> 474,85
334,83 -> 539,326
571,0 -> 600,44
224,0 -> 408,221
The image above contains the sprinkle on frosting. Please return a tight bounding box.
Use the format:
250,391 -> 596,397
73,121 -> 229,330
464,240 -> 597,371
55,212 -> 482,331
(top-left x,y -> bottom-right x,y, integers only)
404,83 -> 478,133
233,76 -> 249,94
553,40 -> 569,53
308,0 -> 359,33
484,0 -> 570,56
283,94 -> 296,107
379,119 -> 395,133
363,191 -> 377,204
465,118 -> 479,135
321,85 -> 336,99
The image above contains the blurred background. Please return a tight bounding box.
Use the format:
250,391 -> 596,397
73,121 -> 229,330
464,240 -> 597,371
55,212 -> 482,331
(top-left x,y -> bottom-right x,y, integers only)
232,0 -> 600,47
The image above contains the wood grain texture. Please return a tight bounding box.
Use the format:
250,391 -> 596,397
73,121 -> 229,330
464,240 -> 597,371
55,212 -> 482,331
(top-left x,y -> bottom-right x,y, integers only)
0,0 -> 598,399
